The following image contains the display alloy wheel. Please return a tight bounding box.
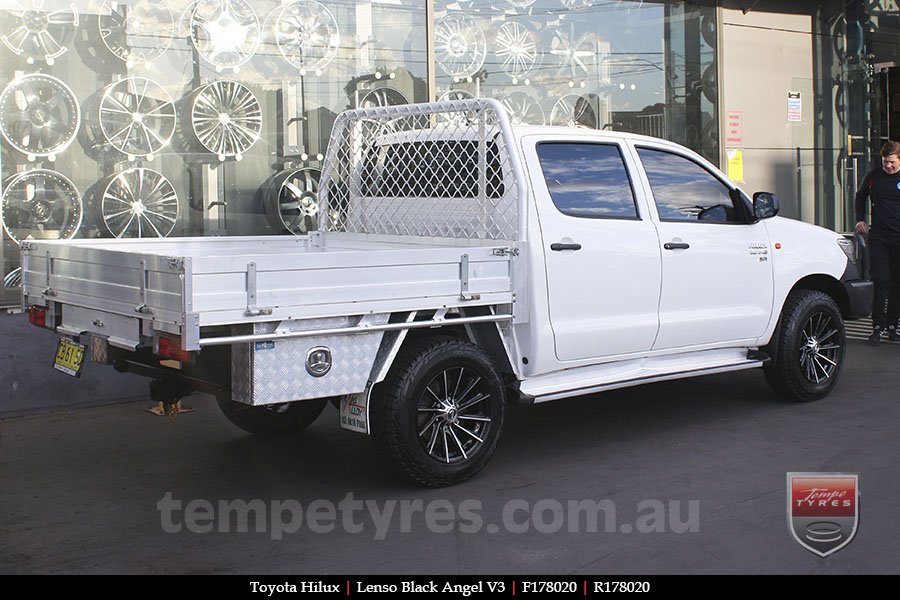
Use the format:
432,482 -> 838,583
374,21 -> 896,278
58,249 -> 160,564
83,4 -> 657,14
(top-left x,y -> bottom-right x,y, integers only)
274,0 -> 340,75
190,0 -> 260,72
550,93 -> 597,128
494,21 -> 538,82
435,13 -> 486,80
764,290 -> 846,402
1,0 -> 79,65
189,79 -> 262,161
1,169 -> 82,244
371,337 -> 506,487
98,0 -> 174,67
0,73 -> 81,161
98,77 -> 176,161
98,168 -> 178,238
263,167 -> 320,235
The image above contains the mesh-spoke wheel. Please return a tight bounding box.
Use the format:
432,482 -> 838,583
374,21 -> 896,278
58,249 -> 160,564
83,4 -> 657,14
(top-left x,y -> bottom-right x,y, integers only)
500,91 -> 545,126
98,0 -> 174,67
1,0 -> 78,65
274,0 -> 339,75
764,290 -> 846,402
0,73 -> 80,160
190,0 -> 259,71
99,168 -> 178,238
190,80 -> 262,161
494,21 -> 538,81
372,337 -> 506,487
550,93 -> 597,128
98,77 -> 175,160
435,13 -> 486,80
263,167 -> 320,235
1,169 -> 81,243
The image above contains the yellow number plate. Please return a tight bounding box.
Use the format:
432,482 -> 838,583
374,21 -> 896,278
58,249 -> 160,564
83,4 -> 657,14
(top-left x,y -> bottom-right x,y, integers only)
53,338 -> 86,377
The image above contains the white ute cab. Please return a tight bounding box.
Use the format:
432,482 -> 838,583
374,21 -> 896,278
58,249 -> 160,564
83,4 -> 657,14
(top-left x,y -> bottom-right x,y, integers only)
21,100 -> 872,487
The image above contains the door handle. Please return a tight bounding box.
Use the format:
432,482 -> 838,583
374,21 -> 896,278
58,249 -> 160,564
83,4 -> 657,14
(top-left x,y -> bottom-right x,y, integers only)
550,242 -> 582,251
663,242 -> 690,250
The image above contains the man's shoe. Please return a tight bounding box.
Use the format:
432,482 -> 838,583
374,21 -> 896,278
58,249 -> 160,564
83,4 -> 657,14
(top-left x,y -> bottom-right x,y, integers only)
869,328 -> 884,343
889,327 -> 900,343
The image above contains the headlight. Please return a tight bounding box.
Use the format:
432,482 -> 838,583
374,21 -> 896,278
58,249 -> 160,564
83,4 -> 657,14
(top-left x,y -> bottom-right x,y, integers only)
837,237 -> 857,262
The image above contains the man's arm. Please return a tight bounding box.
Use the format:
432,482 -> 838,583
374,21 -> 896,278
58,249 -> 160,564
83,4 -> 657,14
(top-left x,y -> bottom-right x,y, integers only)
855,170 -> 874,234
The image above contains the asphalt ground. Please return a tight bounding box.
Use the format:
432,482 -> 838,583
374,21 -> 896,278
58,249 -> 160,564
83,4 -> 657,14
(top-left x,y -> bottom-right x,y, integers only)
1,338 -> 898,575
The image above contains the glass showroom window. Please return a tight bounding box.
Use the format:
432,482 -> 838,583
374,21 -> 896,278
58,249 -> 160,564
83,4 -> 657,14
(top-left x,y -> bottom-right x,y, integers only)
0,0 -> 428,306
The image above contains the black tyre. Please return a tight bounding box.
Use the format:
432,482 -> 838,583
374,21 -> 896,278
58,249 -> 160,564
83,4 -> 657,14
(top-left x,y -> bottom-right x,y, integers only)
216,394 -> 327,435
371,337 -> 506,487
764,290 -> 846,402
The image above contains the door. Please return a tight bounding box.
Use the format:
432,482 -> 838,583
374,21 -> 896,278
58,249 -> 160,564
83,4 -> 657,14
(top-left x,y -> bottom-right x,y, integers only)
633,144 -> 775,349
525,137 -> 662,361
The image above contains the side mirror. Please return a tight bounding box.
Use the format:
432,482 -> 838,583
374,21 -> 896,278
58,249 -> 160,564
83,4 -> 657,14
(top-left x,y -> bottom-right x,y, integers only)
753,192 -> 779,220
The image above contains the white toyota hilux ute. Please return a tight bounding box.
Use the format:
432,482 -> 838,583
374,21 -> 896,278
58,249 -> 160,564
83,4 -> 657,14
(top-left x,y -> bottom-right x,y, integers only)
20,100 -> 873,487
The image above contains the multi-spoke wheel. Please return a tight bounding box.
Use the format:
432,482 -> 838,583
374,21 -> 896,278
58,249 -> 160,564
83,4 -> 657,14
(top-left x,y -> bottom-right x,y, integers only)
764,290 -> 846,402
494,21 -> 538,81
1,0 -> 78,65
3,267 -> 22,289
263,167 -> 320,235
550,93 -> 597,128
358,87 -> 408,109
371,337 -> 506,487
97,168 -> 178,238
190,0 -> 260,71
188,79 -> 262,161
97,77 -> 176,160
98,0 -> 173,67
0,73 -> 80,160
1,169 -> 82,243
435,13 -> 486,80
274,0 -> 340,75
550,24 -> 593,82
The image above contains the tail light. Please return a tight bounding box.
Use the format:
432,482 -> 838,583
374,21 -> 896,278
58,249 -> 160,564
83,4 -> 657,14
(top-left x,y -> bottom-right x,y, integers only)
28,305 -> 47,328
158,335 -> 192,363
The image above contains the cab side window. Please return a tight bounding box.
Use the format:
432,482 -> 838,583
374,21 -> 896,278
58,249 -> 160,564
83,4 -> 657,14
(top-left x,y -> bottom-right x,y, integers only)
636,147 -> 743,223
537,142 -> 639,219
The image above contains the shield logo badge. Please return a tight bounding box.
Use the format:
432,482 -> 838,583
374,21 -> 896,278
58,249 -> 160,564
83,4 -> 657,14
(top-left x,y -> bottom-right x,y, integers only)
787,473 -> 859,557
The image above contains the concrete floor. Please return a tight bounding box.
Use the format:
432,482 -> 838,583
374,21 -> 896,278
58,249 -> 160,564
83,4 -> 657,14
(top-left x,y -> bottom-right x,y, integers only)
1,339 -> 898,574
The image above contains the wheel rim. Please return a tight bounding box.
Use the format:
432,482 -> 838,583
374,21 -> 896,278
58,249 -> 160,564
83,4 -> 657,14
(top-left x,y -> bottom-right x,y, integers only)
798,311 -> 842,384
417,366 -> 493,465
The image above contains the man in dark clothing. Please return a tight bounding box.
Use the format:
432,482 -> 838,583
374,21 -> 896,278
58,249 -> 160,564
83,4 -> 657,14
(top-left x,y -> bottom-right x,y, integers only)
855,140 -> 900,342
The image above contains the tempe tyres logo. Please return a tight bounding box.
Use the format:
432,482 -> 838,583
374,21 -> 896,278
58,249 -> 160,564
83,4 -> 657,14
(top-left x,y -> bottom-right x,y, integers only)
787,473 -> 859,557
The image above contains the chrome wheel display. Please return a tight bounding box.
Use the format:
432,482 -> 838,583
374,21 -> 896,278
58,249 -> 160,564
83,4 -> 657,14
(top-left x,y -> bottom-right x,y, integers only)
799,312 -> 842,385
550,25 -> 593,81
359,87 -> 408,109
274,0 -> 340,75
99,168 -> 178,238
190,0 -> 260,71
98,77 -> 176,160
3,267 -> 22,289
550,93 -> 597,128
500,91 -> 545,126
0,74 -> 80,160
264,167 -> 320,235
437,89 -> 475,102
417,366 -> 494,465
1,169 -> 81,243
98,0 -> 174,67
190,80 -> 262,161
435,13 -> 486,80
1,0 -> 78,65
494,21 -> 538,81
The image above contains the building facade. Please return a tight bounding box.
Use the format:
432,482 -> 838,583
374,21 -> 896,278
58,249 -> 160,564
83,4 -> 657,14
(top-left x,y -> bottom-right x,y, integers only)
0,0 -> 894,307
